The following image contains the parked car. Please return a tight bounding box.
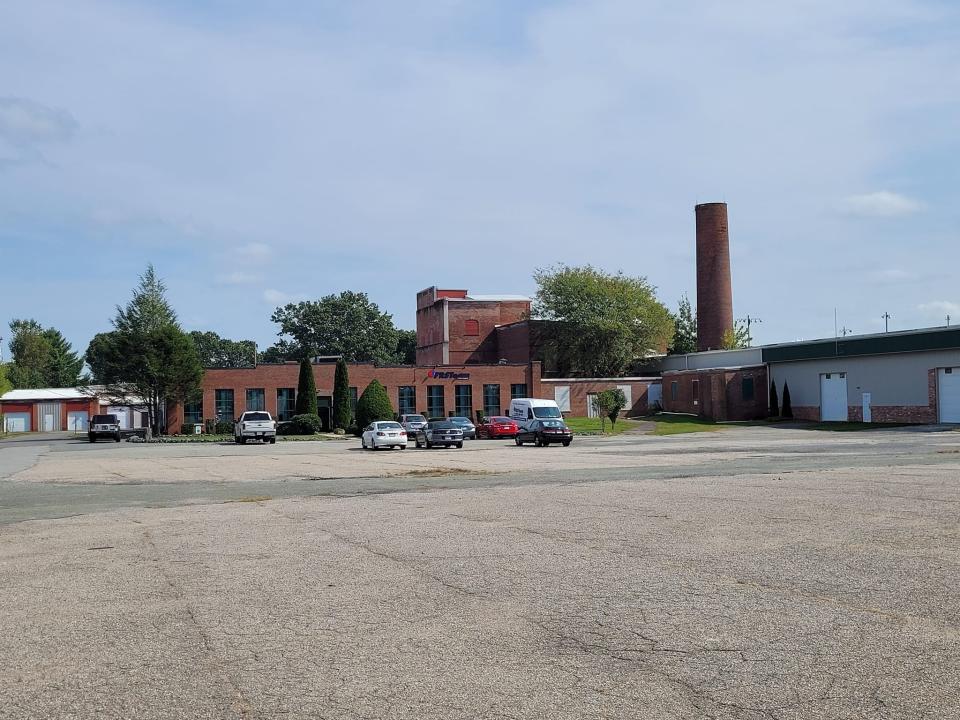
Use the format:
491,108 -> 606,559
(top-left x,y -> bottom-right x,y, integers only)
414,421 -> 464,449
476,416 -> 519,439
399,413 -> 428,437
234,411 -> 277,444
515,419 -> 573,447
509,398 -> 564,431
361,421 -> 408,450
448,416 -> 476,439
89,414 -> 121,443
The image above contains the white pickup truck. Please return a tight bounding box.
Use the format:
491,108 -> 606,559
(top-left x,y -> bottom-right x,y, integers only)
234,411 -> 277,444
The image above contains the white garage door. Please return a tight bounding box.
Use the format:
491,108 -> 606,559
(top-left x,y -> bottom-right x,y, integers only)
554,386 -> 571,412
820,373 -> 848,422
939,368 -> 960,423
4,413 -> 30,432
67,411 -> 89,432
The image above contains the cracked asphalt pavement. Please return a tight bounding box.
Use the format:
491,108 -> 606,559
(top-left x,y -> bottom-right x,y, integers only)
1,427 -> 959,719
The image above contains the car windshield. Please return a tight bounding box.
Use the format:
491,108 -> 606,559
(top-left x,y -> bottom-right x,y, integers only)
92,415 -> 117,423
533,406 -> 562,419
491,417 -> 512,423
541,420 -> 565,428
429,421 -> 457,429
378,422 -> 403,430
449,417 -> 473,425
405,415 -> 426,423
244,412 -> 271,421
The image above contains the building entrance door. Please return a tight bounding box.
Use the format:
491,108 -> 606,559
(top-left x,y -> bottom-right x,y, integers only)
317,396 -> 332,431
820,373 -> 848,422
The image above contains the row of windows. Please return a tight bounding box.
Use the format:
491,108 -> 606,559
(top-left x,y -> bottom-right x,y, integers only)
669,377 -> 756,403
192,383 -> 530,423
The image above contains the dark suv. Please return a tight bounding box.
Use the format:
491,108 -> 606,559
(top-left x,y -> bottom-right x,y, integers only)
89,414 -> 121,443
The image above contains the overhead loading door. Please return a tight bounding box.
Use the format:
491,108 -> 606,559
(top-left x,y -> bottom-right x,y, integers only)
820,373 -> 848,422
37,402 -> 62,432
939,368 -> 960,423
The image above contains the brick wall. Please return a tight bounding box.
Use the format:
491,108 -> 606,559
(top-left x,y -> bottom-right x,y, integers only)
661,366 -> 768,421
542,379 -> 658,417
169,361 -> 542,432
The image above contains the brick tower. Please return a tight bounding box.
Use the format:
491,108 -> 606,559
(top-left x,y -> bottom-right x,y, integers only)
695,202 -> 734,351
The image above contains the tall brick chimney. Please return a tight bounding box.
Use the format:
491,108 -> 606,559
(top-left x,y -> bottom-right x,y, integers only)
695,202 -> 734,351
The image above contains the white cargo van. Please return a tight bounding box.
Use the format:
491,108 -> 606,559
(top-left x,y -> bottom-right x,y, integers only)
509,398 -> 563,431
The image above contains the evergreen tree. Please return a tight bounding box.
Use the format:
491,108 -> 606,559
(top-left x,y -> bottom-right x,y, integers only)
332,358 -> 352,430
669,295 -> 697,355
781,382 -> 793,418
769,379 -> 779,417
295,358 -> 318,416
355,380 -> 394,431
84,265 -> 202,435
43,328 -> 84,387
7,319 -> 83,388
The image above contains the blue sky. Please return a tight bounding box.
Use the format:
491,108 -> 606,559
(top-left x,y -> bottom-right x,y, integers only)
1,0 -> 958,358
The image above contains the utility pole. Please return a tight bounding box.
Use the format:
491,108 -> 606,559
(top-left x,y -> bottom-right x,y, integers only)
741,315 -> 762,347
840,327 -> 852,337
882,312 -> 891,333
947,315 -> 952,327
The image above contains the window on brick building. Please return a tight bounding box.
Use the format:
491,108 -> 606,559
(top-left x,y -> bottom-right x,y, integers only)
183,396 -> 203,424
276,388 -> 295,421
464,319 -> 480,336
511,383 -> 527,400
692,380 -> 699,406
349,387 -> 358,420
455,385 -> 473,417
398,386 -> 416,415
215,389 -> 234,420
483,384 -> 501,417
427,386 -> 445,418
246,388 -> 265,412
671,382 -> 678,401
742,377 -> 755,401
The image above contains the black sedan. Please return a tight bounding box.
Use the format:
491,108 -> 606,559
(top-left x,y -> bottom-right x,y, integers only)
515,419 -> 573,447
415,421 -> 464,449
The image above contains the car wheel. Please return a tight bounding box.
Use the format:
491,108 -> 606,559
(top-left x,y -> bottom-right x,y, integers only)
562,440 -> 571,447
235,436 -> 241,444
456,442 -> 463,449
89,435 -> 95,443
399,445 -> 406,450
115,434 -> 121,442
426,440 -> 433,449
515,436 -> 523,446
270,437 -> 276,444
415,439 -> 422,448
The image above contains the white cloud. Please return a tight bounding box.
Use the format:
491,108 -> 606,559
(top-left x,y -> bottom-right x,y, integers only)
263,289 -> 307,305
870,268 -> 918,283
0,96 -> 77,145
840,191 -> 924,217
215,271 -> 258,285
237,243 -> 272,262
917,301 -> 960,321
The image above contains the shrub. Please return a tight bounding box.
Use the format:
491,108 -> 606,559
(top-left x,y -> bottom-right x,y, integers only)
215,420 -> 234,435
180,423 -> 201,436
781,382 -> 793,419
280,413 -> 324,435
333,358 -> 351,430
355,379 -> 394,432
591,388 -> 627,432
769,380 -> 780,417
295,358 -> 318,416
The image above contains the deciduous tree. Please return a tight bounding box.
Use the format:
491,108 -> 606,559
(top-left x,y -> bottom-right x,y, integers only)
668,295 -> 697,355
189,331 -> 256,368
270,291 -> 399,363
533,265 -> 674,377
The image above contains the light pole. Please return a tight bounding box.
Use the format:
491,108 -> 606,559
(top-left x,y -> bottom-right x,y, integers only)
882,312 -> 891,333
840,327 -> 852,337
741,315 -> 761,347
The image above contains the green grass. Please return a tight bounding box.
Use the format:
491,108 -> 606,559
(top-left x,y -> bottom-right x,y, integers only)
563,417 -> 642,436
157,433 -> 337,443
650,413 -> 726,436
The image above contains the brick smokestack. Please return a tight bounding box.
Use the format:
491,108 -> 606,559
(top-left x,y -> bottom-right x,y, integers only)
695,202 -> 734,351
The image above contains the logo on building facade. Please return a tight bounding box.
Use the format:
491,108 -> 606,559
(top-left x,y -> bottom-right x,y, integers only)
427,370 -> 470,380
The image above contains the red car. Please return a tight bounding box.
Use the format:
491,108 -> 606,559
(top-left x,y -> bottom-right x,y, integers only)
477,416 -> 519,439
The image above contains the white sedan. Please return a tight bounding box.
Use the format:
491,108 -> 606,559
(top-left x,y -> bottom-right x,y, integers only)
361,421 -> 408,450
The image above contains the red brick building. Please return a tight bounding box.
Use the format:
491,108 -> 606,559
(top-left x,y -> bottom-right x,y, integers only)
415,287 -> 532,365
169,360 -> 543,432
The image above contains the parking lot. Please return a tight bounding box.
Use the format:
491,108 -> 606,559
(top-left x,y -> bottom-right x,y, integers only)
2,427 -> 959,719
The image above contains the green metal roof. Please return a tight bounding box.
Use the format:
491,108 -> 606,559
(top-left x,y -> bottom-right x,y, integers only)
762,326 -> 960,363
